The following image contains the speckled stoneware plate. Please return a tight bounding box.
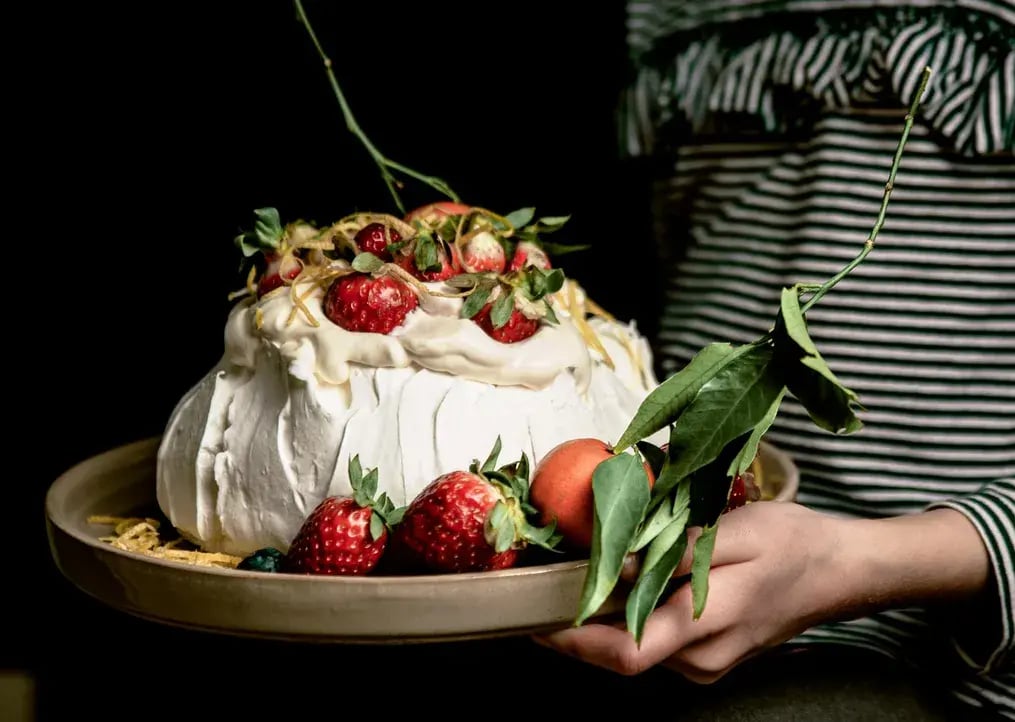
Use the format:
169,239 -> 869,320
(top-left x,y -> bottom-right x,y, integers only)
45,437 -> 799,644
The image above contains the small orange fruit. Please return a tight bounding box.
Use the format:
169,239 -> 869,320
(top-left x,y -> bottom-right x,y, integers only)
530,438 -> 654,551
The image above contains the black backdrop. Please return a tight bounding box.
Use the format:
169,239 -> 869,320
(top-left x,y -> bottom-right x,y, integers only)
16,1 -> 668,715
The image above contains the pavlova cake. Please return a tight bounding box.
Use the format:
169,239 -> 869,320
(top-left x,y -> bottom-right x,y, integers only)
155,201 -> 660,558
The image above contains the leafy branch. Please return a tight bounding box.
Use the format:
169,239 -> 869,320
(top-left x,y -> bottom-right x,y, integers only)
575,67 -> 933,643
799,66 -> 931,314
292,0 -> 460,214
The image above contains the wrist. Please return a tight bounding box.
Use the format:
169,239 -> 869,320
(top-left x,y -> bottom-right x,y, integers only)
830,508 -> 991,619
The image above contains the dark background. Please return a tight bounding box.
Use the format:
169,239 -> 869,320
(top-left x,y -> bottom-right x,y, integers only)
14,1 -> 666,717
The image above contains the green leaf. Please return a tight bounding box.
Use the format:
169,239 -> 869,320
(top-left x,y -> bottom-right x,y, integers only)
493,503 -> 515,553
369,512 -> 385,541
414,233 -> 439,272
484,469 -> 517,498
542,302 -> 559,325
626,520 -> 689,643
574,453 -> 652,626
234,207 -> 284,257
630,499 -> 675,553
778,286 -> 823,358
434,217 -> 458,241
490,290 -> 515,328
386,506 -> 405,526
481,436 -> 502,474
727,389 -> 785,478
515,452 -> 530,488
789,358 -> 864,434
525,269 -> 547,298
361,467 -> 379,500
653,344 -> 784,500
641,507 -> 689,575
505,208 -> 536,229
691,524 -> 719,620
234,233 -> 261,258
253,207 -> 283,248
535,214 -> 570,230
520,519 -> 562,550
631,471 -> 690,552
461,283 -> 493,319
775,287 -> 863,434
614,342 -> 747,452
349,456 -> 363,489
488,499 -> 508,532
543,268 -> 565,295
539,241 -> 591,256
671,472 -> 691,517
351,252 -> 384,273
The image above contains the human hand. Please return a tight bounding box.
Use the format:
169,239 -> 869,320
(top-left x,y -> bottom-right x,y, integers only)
535,501 -> 847,683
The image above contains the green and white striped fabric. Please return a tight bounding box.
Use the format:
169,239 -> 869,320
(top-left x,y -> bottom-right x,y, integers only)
622,0 -> 1015,717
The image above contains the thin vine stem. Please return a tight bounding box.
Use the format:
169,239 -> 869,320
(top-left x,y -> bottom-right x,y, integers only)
292,0 -> 460,214
800,66 -> 932,314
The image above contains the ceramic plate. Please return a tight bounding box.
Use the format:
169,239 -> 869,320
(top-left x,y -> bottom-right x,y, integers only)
46,437 -> 798,644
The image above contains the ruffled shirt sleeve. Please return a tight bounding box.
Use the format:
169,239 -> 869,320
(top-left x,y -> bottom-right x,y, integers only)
620,1 -> 1015,159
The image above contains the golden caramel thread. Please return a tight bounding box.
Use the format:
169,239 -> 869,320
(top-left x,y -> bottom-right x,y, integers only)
240,263 -> 259,299
467,207 -> 516,236
285,275 -> 323,328
284,266 -> 355,327
87,515 -> 243,569
563,281 -> 615,370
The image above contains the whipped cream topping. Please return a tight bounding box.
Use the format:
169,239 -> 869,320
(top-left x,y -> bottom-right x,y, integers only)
157,275 -> 661,557
225,278 -> 592,392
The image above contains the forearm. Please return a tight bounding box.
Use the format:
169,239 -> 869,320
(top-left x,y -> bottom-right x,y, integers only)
828,508 -> 992,619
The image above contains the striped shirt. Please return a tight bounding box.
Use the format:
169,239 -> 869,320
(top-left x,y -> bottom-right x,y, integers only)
622,0 -> 1015,716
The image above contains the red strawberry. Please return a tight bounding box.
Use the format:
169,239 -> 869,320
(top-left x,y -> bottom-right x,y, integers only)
461,231 -> 506,274
354,222 -> 402,261
283,457 -> 404,576
461,266 -> 564,343
394,237 -> 461,282
393,438 -> 560,573
723,472 -> 761,513
323,272 -> 419,334
508,241 -> 551,271
257,253 -> 302,297
473,302 -> 539,343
